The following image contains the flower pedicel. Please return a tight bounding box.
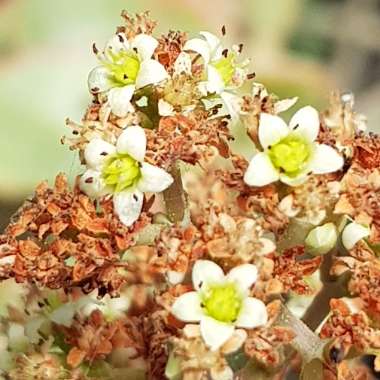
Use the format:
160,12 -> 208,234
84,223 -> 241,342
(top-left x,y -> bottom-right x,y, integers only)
0,10 -> 379,380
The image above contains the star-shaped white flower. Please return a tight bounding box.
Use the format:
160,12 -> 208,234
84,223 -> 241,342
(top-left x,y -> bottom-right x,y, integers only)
171,260 -> 268,351
80,126 -> 173,227
88,33 -> 169,117
184,32 -> 247,120
244,106 -> 344,187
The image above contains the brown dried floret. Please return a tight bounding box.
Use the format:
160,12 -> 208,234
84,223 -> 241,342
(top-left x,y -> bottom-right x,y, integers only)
61,309 -> 146,368
321,91 -> 367,144
279,175 -> 341,225
348,261 -> 380,319
155,30 -> 188,72
244,301 -> 295,368
151,225 -> 204,284
145,111 -> 231,169
143,310 -> 178,380
353,132 -> 380,170
218,154 -> 289,235
335,164 -> 380,243
271,246 -> 322,295
118,10 -> 157,38
0,174 -> 151,294
320,298 -> 380,357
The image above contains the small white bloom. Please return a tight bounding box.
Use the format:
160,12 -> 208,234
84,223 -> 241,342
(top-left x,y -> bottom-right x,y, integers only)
244,106 -> 344,187
342,221 -> 370,250
171,260 -> 267,351
88,33 -> 169,117
184,32 -> 247,120
83,291 -> 130,321
80,126 -> 173,227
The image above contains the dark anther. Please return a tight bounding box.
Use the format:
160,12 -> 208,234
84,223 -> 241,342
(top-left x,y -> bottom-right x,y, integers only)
85,177 -> 94,184
222,48 -> 228,58
123,74 -> 128,79
72,130 -> 79,135
92,43 -> 99,55
118,34 -> 125,43
247,72 -> 256,80
133,47 -> 138,53
238,43 -> 244,53
329,346 -> 344,364
100,151 -> 108,156
91,87 -> 99,93
293,124 -> 299,130
221,25 -> 226,36
199,281 -> 203,288
133,194 -> 138,201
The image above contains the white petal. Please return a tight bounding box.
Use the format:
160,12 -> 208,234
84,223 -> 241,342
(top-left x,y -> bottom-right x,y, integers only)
199,31 -> 222,58
235,297 -> 268,328
220,91 -> 242,121
84,138 -> 116,170
171,292 -> 203,322
200,316 -> 235,351
289,106 -> 320,143
310,144 -> 344,174
131,34 -> 158,61
192,260 -> 224,290
116,125 -> 146,161
206,65 -> 225,94
226,264 -> 258,291
108,86 -> 135,117
279,172 -> 308,186
244,152 -> 279,187
88,66 -> 111,93
274,97 -> 298,114
107,295 -> 130,313
258,113 -> 289,149
80,169 -> 109,198
184,38 -> 211,63
105,33 -> 129,53
113,190 -> 144,227
158,99 -> 175,116
138,163 -> 174,193
135,59 -> 168,89
342,222 -> 370,250
173,52 -> 192,75
210,366 -> 234,380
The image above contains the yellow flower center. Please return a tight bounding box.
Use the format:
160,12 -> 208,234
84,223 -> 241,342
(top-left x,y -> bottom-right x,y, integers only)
202,283 -> 242,323
211,53 -> 236,86
102,153 -> 141,193
268,134 -> 311,175
103,49 -> 140,86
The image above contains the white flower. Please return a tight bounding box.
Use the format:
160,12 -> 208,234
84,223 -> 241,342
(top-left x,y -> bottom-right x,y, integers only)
80,126 -> 173,227
244,106 -> 344,187
82,291 -> 130,321
341,221 -> 370,250
184,32 -> 247,120
171,260 -> 267,351
88,33 -> 169,117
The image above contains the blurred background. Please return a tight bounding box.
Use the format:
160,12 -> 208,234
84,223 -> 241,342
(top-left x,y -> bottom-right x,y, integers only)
0,0 -> 379,230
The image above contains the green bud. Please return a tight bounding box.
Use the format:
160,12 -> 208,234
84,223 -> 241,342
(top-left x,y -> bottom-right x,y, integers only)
305,223 -> 337,256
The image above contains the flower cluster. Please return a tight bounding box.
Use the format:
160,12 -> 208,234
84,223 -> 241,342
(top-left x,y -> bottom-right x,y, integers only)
0,9 -> 379,380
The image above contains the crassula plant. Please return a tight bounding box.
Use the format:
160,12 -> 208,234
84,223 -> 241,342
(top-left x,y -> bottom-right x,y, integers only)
1,10 -> 380,380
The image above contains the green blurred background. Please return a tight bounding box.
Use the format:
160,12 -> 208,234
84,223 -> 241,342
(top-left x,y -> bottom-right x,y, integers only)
1,0 -> 379,230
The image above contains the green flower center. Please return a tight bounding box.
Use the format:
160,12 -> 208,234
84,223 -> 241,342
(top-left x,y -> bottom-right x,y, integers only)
268,134 -> 311,175
202,283 -> 242,323
211,53 -> 236,86
101,153 -> 141,193
103,49 -> 141,86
